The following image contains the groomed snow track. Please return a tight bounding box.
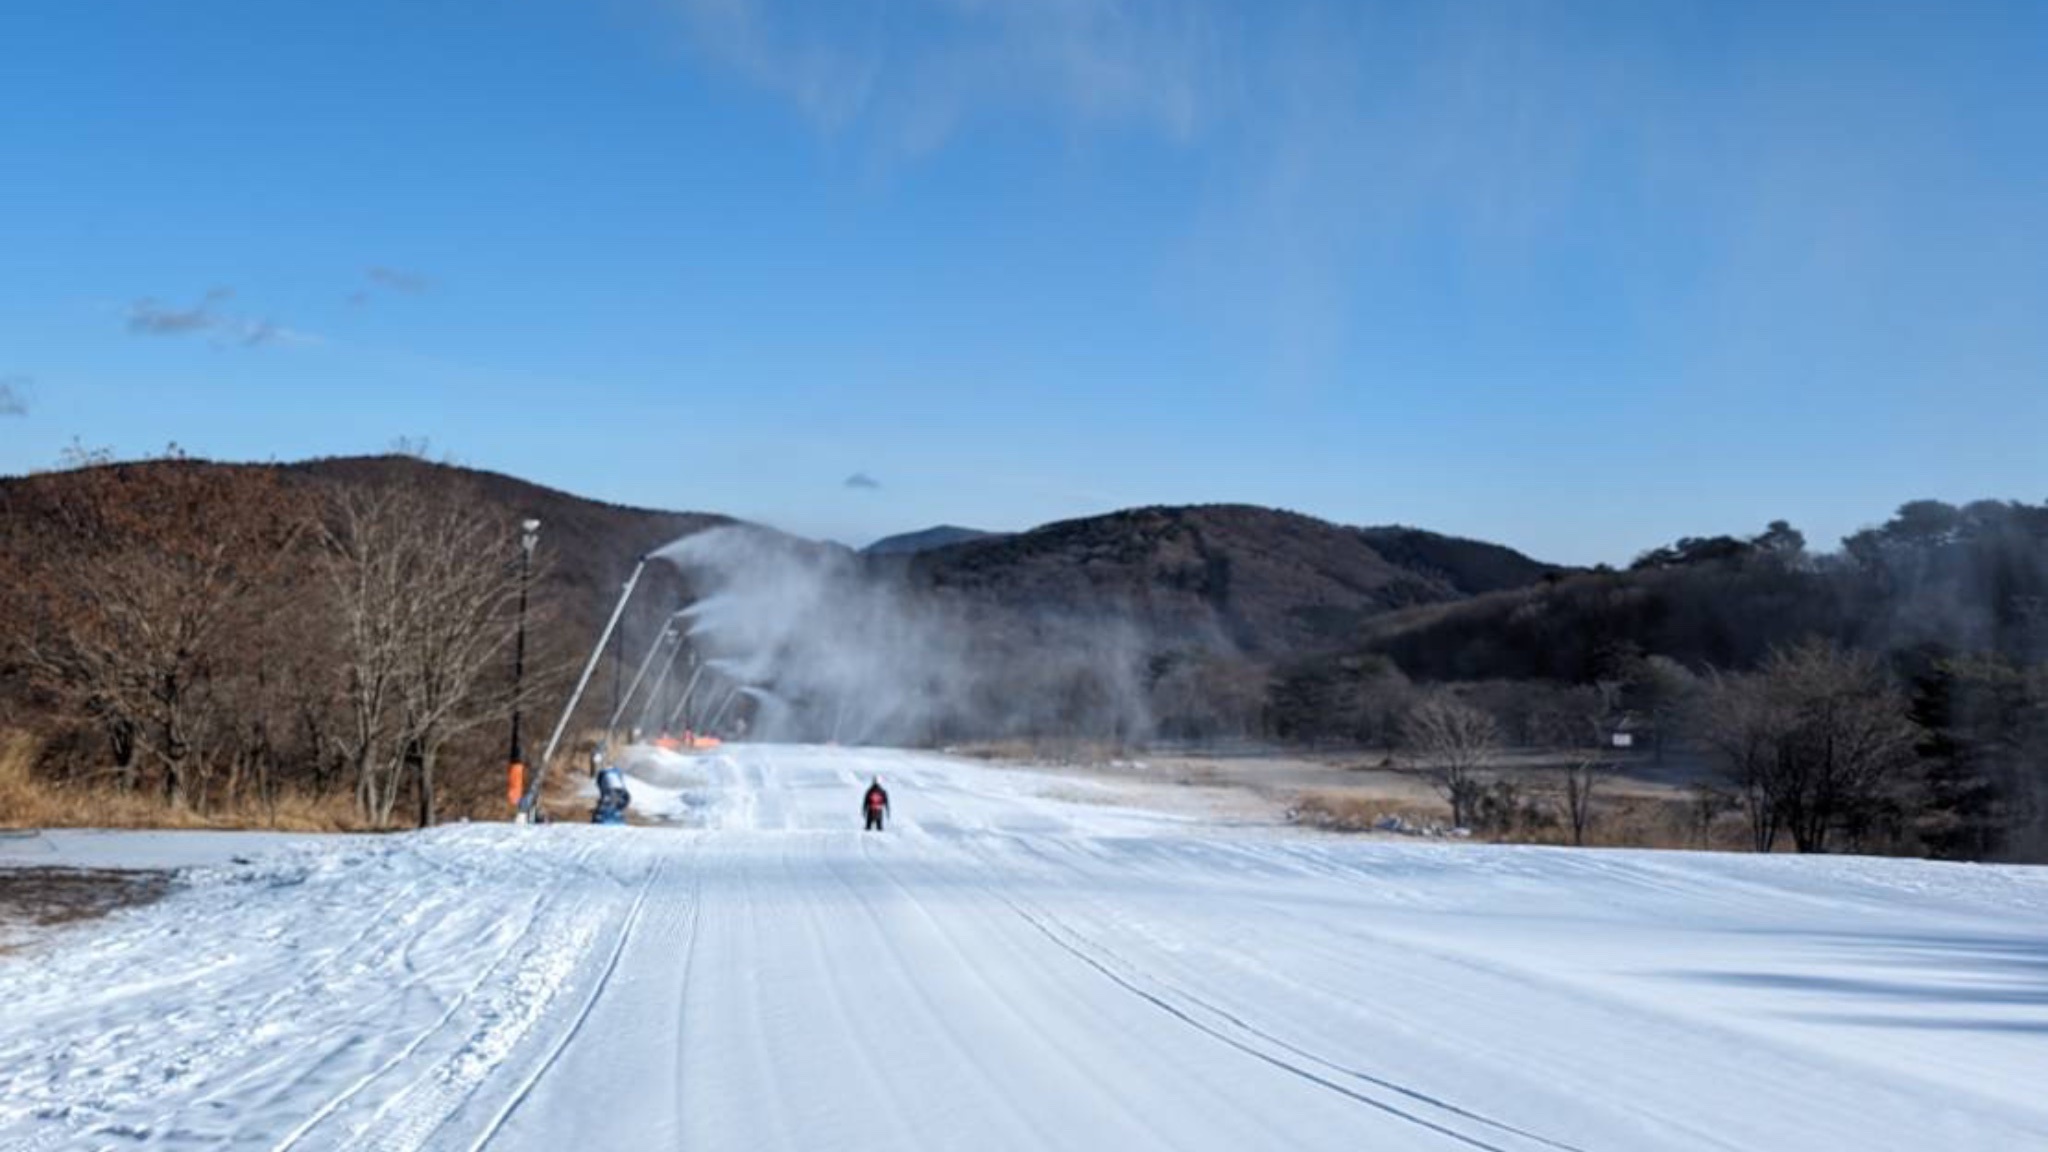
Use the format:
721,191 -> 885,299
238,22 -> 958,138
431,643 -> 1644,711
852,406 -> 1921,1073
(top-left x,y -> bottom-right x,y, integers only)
2,745 -> 2045,1150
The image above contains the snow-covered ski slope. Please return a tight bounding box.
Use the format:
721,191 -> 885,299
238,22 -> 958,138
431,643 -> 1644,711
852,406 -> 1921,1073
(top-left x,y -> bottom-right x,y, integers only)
3,745 -> 2045,1151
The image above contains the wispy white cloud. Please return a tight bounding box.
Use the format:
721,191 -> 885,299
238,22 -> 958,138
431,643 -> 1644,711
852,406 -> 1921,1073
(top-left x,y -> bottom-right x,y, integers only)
1175,4 -> 1661,387
660,0 -> 1223,154
351,266 -> 434,306
657,1 -> 2048,400
128,287 -> 235,336
126,287 -> 316,349
367,266 -> 433,294
655,1 -> 1651,385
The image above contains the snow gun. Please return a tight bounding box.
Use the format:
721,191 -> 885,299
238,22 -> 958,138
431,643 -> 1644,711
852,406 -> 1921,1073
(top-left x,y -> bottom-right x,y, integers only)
592,764 -> 631,825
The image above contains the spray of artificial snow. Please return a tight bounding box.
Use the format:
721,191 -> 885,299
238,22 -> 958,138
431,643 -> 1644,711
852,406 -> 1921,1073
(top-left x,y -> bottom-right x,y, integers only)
652,526 -> 1151,745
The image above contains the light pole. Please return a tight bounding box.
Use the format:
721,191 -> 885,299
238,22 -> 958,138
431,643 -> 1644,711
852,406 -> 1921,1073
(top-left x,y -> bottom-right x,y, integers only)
507,518 -> 540,815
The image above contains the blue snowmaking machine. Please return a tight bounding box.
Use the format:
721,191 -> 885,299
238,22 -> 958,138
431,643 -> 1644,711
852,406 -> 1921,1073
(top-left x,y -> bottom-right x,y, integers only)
592,764 -> 631,825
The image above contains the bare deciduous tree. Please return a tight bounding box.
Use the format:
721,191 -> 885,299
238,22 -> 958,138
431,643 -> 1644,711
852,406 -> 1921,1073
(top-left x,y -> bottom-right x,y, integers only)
1559,760 -> 1601,847
320,486 -> 423,826
1695,640 -> 1920,854
391,499 -> 533,827
1401,692 -> 1499,829
5,465 -> 304,808
1534,686 -> 1610,847
1686,784 -> 1734,849
318,485 -> 537,828
1769,641 -> 1920,853
1695,668 -> 1788,851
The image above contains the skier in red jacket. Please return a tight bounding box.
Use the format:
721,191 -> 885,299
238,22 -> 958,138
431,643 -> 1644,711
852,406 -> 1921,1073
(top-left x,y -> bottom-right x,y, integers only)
862,778 -> 890,832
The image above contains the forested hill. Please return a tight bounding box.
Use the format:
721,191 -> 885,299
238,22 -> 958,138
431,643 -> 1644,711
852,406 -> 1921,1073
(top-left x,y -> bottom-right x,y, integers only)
288,455 -> 732,632
0,455 -> 739,822
894,504 -> 1565,655
1353,503 -> 2048,684
5,455 -> 2042,860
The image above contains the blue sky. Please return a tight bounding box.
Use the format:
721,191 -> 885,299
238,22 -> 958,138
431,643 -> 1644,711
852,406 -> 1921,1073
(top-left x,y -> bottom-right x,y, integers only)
3,1 -> 2044,564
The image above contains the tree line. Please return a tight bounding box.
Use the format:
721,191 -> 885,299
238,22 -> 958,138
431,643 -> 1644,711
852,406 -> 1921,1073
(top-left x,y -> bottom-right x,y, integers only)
1243,500 -> 2048,861
5,463 -> 2041,858
900,496 -> 2045,862
0,462 -> 563,827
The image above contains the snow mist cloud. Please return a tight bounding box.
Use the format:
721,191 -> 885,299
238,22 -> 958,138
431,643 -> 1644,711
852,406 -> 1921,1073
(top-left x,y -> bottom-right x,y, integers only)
654,526 -> 1152,746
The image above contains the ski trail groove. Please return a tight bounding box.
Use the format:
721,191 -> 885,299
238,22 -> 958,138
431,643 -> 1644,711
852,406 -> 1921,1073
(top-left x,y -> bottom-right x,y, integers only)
1011,845 -> 1810,1152
51,843 -> 576,1151
462,849 -> 674,1152
976,830 -> 1596,1151
666,840 -> 709,1147
775,832 -> 918,1139
267,890 -> 551,1152
983,830 -> 1769,1152
826,837 -> 1052,1144
856,836 -> 1165,1145
989,884 -> 1521,1152
999,879 -> 1598,1152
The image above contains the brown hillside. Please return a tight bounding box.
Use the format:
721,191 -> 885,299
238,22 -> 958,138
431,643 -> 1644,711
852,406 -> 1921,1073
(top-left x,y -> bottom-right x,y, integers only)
896,504 -> 1558,655
291,456 -> 725,624
0,455 -> 742,826
0,452 -> 761,697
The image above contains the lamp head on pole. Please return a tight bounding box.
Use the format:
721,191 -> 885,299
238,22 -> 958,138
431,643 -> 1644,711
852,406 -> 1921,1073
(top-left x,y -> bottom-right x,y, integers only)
520,518 -> 541,557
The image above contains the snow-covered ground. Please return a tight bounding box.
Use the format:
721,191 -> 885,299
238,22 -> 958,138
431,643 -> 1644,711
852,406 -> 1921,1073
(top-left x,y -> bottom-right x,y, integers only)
2,744 -> 2044,1150
0,829 -> 332,871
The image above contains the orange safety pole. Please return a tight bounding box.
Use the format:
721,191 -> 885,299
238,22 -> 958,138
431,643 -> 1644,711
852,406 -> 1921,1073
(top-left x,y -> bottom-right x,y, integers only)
507,761 -> 526,810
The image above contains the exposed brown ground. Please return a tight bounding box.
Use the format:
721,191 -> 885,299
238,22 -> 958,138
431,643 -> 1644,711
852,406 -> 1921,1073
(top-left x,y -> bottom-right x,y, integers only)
954,741 -> 1749,850
0,866 -> 174,953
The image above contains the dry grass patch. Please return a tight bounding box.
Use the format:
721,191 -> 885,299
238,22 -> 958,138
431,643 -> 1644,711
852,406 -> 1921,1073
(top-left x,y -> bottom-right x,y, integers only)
1290,789 -> 1452,834
1289,779 -> 1760,851
1470,793 -> 1752,851
1,729 -> 367,832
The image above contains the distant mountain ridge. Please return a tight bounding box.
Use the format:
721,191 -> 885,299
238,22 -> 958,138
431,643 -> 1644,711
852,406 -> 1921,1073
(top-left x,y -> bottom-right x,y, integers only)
863,525 -> 1003,556
893,504 -> 1565,655
1,458 -> 1565,684
1355,526 -> 1559,596
10,453 -> 2041,862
